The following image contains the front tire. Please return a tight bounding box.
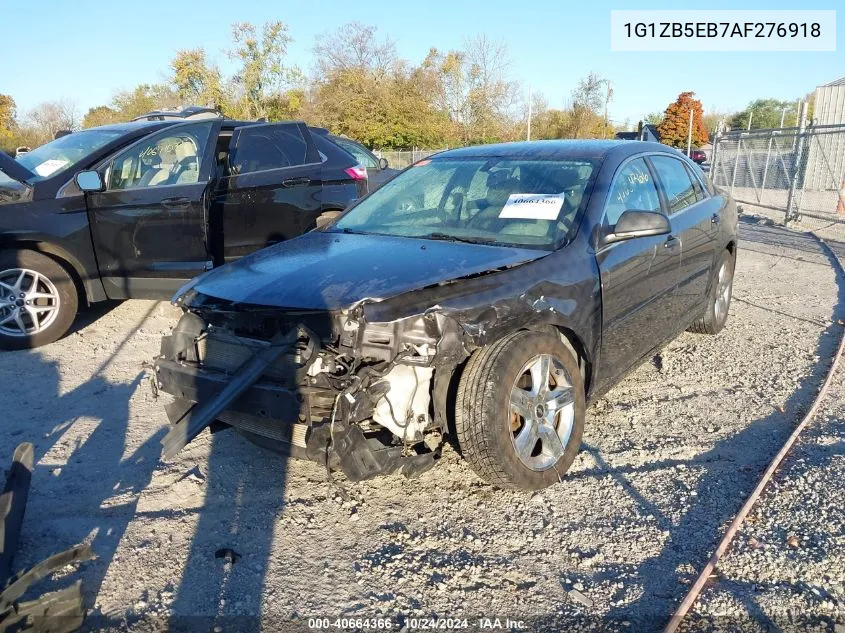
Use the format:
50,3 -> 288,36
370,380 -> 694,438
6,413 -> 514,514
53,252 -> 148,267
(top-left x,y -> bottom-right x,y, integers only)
455,331 -> 585,490
0,249 -> 79,350
689,248 -> 735,335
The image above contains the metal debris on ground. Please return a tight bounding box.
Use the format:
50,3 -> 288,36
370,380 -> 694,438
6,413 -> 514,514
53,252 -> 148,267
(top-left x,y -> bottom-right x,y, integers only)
214,549 -> 241,565
1,443 -> 93,633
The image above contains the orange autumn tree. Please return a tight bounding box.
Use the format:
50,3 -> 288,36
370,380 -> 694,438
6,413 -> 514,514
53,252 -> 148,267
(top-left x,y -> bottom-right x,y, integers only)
657,91 -> 708,148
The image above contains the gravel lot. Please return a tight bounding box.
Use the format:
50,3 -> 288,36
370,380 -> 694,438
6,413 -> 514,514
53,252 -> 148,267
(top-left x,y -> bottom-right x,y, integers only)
1,218 -> 843,632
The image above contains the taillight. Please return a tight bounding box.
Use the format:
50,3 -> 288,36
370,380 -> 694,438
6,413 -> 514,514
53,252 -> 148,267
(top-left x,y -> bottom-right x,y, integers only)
345,165 -> 368,181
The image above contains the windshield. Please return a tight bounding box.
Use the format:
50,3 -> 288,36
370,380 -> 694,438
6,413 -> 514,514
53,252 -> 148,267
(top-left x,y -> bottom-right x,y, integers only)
333,157 -> 597,248
16,129 -> 124,181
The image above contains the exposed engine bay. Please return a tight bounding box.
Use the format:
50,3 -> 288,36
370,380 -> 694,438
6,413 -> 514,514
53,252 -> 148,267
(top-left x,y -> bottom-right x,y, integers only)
153,297 -> 470,482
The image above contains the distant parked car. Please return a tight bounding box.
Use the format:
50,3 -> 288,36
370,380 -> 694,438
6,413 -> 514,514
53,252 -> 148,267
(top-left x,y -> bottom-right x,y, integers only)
0,116 -> 366,349
13,147 -> 30,159
311,129 -> 400,190
689,148 -> 707,164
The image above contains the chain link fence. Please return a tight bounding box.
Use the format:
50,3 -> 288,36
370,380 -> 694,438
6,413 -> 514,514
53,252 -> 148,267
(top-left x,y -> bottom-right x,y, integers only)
711,123 -> 845,240
372,148 -> 449,170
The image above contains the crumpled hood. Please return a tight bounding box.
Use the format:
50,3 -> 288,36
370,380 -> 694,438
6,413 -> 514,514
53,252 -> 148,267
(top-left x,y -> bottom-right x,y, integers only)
186,231 -> 548,310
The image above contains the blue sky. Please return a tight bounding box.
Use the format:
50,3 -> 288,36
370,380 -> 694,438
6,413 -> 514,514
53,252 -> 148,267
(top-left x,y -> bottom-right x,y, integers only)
1,0 -> 842,127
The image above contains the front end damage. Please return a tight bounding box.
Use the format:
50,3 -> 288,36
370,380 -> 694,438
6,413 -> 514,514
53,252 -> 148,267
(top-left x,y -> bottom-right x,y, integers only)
153,296 -> 469,482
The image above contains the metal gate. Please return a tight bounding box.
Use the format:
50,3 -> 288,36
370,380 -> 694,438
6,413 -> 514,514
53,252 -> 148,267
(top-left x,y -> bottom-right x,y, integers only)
711,122 -> 845,238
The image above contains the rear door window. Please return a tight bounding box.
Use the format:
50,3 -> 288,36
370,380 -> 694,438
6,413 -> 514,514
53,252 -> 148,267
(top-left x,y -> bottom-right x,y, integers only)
650,155 -> 700,214
228,123 -> 318,175
334,138 -> 378,169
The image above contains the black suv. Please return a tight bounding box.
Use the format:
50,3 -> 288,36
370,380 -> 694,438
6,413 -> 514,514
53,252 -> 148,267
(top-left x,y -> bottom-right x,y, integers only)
0,116 -> 367,349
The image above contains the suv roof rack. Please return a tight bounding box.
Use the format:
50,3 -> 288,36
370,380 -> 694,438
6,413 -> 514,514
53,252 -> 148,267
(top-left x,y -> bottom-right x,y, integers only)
131,106 -> 223,122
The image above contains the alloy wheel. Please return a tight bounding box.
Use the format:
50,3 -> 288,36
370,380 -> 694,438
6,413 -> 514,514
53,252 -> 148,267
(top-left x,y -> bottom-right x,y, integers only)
0,268 -> 61,337
509,353 -> 576,471
714,260 -> 732,322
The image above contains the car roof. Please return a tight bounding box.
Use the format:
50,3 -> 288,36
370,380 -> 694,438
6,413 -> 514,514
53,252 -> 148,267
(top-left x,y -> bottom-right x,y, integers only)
89,120 -> 177,133
435,139 -> 669,161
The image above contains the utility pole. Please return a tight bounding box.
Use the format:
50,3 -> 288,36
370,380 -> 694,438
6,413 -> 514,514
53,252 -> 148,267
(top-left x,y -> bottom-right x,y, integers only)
779,107 -> 788,129
603,80 -> 612,139
526,83 -> 532,141
747,110 -> 753,131
686,109 -> 693,157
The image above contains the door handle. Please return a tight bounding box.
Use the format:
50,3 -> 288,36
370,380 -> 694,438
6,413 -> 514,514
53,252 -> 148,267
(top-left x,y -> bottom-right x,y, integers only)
282,177 -> 310,188
664,235 -> 680,249
162,197 -> 191,209
711,213 -> 721,224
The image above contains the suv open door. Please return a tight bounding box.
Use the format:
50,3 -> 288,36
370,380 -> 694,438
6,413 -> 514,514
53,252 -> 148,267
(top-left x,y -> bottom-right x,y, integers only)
214,122 -> 323,262
81,119 -> 222,298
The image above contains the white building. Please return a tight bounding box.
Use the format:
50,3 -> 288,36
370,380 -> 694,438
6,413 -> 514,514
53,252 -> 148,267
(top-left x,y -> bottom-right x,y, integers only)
804,77 -> 845,194
814,76 -> 845,125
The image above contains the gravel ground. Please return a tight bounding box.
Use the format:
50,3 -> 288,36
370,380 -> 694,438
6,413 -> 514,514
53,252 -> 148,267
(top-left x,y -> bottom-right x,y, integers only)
1,218 -> 843,632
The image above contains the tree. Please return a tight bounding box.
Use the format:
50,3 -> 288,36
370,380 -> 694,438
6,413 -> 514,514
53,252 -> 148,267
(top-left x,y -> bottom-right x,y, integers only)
82,105 -> 121,129
313,22 -> 396,77
228,21 -> 302,119
701,110 -> 732,137
421,37 -> 517,145
112,84 -> 178,120
0,94 -> 16,152
729,98 -> 795,130
644,111 -> 663,126
657,92 -> 708,148
570,73 -> 611,138
171,48 -> 225,109
25,100 -> 79,144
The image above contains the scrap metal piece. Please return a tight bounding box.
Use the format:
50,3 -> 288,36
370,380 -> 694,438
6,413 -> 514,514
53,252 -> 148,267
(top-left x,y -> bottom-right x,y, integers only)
1,447 -> 94,633
0,546 -> 94,612
1,582 -> 85,633
0,443 -> 34,588
160,329 -> 297,459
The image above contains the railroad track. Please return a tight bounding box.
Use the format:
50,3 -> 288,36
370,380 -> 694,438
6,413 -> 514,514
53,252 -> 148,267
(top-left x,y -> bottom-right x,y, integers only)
665,231 -> 845,632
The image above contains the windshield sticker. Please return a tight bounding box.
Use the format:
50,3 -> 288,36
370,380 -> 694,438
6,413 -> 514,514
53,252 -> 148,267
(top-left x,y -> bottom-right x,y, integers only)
34,159 -> 70,178
498,193 -> 565,220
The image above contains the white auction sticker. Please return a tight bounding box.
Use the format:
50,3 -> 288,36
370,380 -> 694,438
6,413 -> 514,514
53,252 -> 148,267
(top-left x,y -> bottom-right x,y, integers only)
498,193 -> 565,220
34,159 -> 69,178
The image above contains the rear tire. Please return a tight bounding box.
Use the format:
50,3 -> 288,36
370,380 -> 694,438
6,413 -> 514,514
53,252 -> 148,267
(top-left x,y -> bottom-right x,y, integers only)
689,248 -> 735,335
0,249 -> 79,350
454,330 -> 585,490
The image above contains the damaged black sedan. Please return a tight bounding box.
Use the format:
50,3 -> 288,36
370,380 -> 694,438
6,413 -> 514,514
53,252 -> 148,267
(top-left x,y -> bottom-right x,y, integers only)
153,140 -> 737,490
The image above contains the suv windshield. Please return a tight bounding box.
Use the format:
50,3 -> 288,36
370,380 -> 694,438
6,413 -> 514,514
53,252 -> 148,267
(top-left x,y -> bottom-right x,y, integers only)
16,129 -> 124,181
333,157 -> 596,248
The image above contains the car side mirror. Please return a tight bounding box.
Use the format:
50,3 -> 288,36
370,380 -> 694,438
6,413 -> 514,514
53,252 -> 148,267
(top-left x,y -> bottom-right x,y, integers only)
602,210 -> 671,245
75,170 -> 104,193
378,157 -> 389,170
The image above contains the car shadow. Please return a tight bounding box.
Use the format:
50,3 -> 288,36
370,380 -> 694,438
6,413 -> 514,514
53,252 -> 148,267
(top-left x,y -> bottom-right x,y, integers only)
1,302 -> 165,619
578,222 -> 845,630
160,304 -> 336,632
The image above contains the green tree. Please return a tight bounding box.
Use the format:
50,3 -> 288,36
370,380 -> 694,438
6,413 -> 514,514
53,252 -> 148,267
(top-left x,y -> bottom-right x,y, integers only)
644,111 -> 663,126
729,98 -> 795,130
112,84 -> 179,120
228,21 -> 302,119
171,48 -> 225,109
570,73 -> 611,139
82,105 -> 121,128
657,92 -> 708,148
0,94 -> 16,152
